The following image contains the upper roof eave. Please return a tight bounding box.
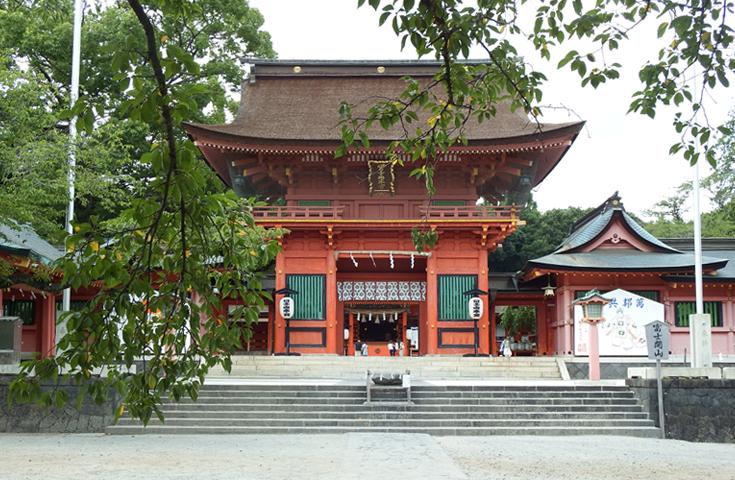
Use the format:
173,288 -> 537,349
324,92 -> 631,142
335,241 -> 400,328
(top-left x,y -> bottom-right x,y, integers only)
183,120 -> 585,151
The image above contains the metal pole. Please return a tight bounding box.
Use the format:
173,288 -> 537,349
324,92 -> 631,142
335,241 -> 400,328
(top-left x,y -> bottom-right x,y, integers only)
474,318 -> 478,356
285,317 -> 290,355
690,161 -> 705,368
693,161 -> 704,315
62,0 -> 84,314
656,358 -> 665,439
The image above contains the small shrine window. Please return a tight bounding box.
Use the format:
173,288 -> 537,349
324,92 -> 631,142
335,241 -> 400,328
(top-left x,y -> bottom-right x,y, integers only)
438,275 -> 477,320
430,200 -> 467,207
297,200 -> 331,207
3,300 -> 35,326
674,301 -> 723,328
286,274 -> 326,320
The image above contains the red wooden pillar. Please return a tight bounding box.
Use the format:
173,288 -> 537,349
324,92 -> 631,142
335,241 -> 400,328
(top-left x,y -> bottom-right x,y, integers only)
401,311 -> 408,356
274,250 -> 286,353
267,306 -> 275,354
561,287 -> 573,355
490,308 -> 498,356
426,253 -> 438,354
419,301 -> 428,355
325,250 -> 337,354
39,294 -> 56,358
347,312 -> 355,356
478,248 -> 490,355
538,301 -> 552,355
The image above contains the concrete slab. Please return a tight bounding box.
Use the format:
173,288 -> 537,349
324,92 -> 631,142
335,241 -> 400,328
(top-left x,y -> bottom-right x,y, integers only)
1,433 -> 734,480
723,367 -> 735,379
0,364 -> 21,374
627,367 -> 722,379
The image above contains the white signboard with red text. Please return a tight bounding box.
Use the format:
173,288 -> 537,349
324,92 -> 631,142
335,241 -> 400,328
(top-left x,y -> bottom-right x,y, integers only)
574,289 -> 664,356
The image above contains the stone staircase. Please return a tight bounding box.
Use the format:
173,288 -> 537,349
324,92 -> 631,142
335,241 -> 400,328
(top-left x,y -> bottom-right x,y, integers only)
206,355 -> 562,380
107,384 -> 659,437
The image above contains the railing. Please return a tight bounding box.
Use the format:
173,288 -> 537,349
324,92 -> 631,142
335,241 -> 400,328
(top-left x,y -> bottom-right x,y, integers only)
250,204 -> 518,221
251,205 -> 345,219
419,205 -> 519,219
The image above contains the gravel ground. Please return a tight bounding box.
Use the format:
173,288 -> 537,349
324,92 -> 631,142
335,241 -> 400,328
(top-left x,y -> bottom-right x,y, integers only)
1,433 -> 734,480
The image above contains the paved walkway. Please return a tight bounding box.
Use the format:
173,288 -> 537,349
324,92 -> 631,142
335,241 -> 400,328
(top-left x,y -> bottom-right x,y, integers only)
2,433 -> 734,480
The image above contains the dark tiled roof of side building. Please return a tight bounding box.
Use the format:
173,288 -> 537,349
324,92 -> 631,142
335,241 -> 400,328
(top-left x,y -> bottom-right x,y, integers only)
553,192 -> 680,254
660,238 -> 735,281
0,224 -> 63,265
525,193 -> 729,273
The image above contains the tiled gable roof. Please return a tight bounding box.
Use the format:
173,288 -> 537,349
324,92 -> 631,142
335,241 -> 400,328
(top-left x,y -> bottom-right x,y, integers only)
0,224 -> 62,265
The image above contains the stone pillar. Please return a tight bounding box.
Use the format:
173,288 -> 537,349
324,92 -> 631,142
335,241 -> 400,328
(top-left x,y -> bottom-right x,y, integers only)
274,251 -> 286,353
587,321 -> 601,380
39,293 -> 56,358
689,313 -> 712,368
325,250 -> 337,354
425,253 -> 438,355
477,248 -> 490,355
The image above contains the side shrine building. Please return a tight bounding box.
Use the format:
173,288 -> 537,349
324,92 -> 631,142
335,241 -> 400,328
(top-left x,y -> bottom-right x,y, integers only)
185,60 -> 584,356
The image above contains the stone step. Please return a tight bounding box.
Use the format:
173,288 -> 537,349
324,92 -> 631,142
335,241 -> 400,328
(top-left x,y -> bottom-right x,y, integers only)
158,403 -> 645,413
226,357 -> 559,364
412,397 -> 639,405
185,390 -> 634,399
114,417 -> 656,428
216,369 -> 562,375
194,385 -> 628,392
163,396 -> 638,405
151,410 -> 651,420
106,425 -> 660,437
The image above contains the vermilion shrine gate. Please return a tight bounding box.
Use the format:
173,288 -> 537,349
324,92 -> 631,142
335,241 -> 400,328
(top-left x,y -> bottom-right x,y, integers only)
186,60 -> 583,356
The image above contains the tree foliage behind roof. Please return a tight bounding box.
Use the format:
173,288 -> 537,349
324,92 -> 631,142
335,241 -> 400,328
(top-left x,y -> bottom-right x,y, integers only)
489,200 -> 592,272
0,0 -> 275,241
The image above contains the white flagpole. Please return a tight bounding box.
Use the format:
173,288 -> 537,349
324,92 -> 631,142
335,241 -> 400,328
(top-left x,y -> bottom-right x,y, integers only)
61,0 -> 83,316
693,161 -> 704,316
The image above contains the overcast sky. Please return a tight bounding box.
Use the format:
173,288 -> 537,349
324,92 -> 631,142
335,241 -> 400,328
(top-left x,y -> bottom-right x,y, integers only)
249,0 -> 733,218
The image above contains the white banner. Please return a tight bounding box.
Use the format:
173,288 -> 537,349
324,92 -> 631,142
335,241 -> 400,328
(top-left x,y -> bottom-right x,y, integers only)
574,289 -> 664,356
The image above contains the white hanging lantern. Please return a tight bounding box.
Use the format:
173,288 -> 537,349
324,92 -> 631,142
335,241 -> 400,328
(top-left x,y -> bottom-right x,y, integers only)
468,297 -> 483,320
279,297 -> 294,319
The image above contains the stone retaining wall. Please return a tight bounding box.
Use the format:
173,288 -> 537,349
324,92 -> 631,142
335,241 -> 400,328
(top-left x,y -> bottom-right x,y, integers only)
627,378 -> 735,443
0,375 -> 118,433
566,361 -> 733,380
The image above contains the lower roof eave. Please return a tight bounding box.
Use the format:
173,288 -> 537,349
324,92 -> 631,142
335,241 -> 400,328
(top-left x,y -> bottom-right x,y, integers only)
661,275 -> 735,283
524,262 -> 727,277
